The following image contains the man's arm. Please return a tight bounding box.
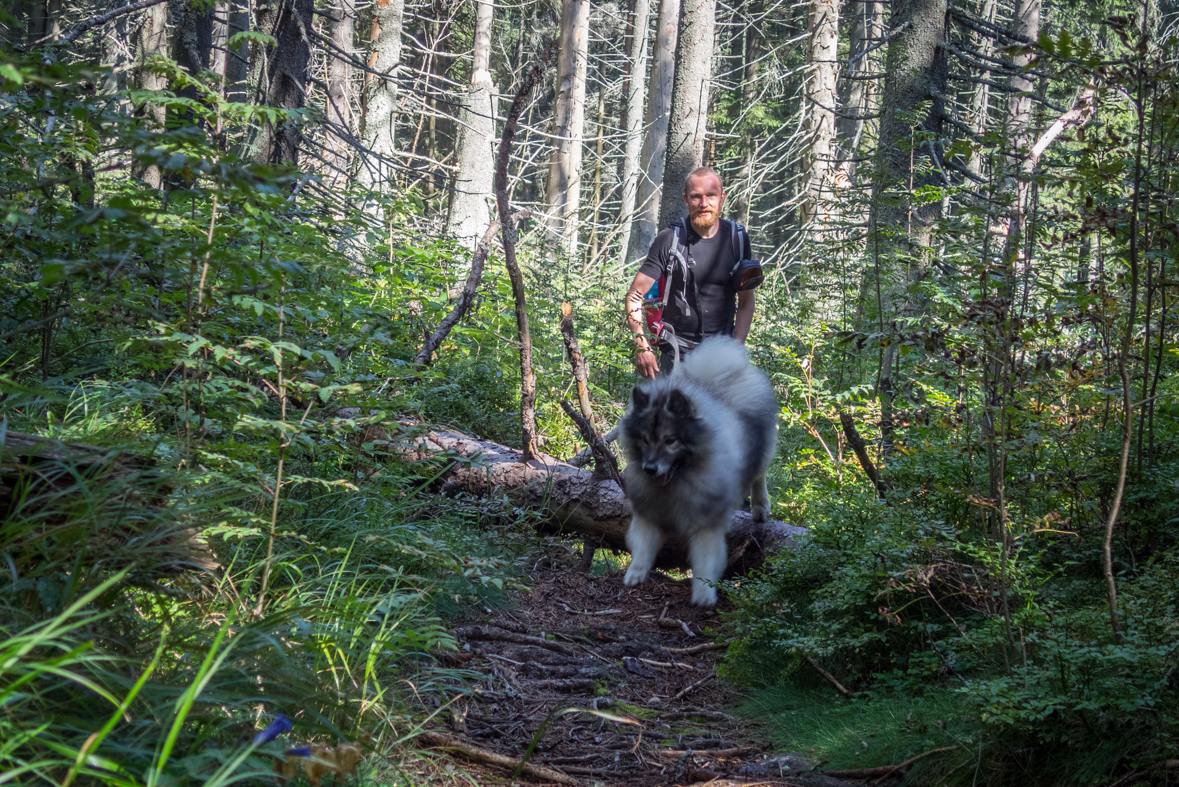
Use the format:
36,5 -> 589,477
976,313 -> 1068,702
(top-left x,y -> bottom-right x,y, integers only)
733,290 -> 755,343
625,271 -> 660,379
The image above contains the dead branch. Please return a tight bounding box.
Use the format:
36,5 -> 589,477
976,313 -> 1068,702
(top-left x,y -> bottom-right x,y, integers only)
820,746 -> 956,780
559,302 -> 596,432
529,678 -> 598,692
412,208 -> 531,371
494,44 -> 557,461
418,731 -> 578,785
838,410 -> 888,500
664,642 -> 726,656
671,672 -> 716,701
62,0 -> 168,43
808,656 -> 854,698
658,746 -> 756,758
1108,760 -> 1179,787
455,625 -> 577,657
559,400 -> 622,488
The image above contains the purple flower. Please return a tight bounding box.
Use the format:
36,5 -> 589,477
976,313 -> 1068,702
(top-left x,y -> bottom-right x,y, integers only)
252,714 -> 293,745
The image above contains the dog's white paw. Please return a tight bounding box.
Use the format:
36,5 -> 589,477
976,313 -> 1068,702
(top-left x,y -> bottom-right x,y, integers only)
691,580 -> 718,607
624,566 -> 649,586
751,502 -> 771,523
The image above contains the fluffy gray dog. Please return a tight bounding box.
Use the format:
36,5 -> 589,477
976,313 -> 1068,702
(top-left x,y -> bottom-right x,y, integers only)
618,336 -> 778,607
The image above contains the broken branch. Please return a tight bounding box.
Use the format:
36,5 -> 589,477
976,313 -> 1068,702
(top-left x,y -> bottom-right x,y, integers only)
418,732 -> 578,785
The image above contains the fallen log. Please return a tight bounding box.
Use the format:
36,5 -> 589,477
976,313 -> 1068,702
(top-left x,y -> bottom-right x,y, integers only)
394,421 -> 807,574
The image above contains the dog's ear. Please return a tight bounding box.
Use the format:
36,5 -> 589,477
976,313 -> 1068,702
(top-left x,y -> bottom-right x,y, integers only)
631,386 -> 650,410
666,389 -> 695,419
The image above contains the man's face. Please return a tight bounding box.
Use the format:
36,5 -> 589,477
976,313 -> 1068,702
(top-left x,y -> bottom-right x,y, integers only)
684,173 -> 725,234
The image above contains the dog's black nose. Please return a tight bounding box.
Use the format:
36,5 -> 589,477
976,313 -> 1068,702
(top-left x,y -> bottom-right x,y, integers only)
642,462 -> 660,476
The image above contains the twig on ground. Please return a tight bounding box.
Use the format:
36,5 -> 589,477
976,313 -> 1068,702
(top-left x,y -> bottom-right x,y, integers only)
637,657 -> 695,670
658,746 -> 756,758
820,746 -> 956,780
419,731 -> 578,785
672,672 -> 716,701
658,709 -> 738,722
455,625 -> 577,656
1108,759 -> 1179,787
808,656 -> 853,698
530,678 -> 598,692
664,642 -> 725,655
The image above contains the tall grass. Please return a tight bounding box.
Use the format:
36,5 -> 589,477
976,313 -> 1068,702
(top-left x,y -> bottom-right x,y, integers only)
0,386 -> 524,785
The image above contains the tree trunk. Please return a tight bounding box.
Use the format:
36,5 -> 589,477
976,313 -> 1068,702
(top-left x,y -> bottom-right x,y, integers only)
171,0 -> 213,80
357,0 -> 406,204
388,423 -> 808,574
446,0 -> 496,247
135,0 -> 169,189
731,0 -> 761,227
324,0 -> 358,190
625,0 -> 678,264
586,88 -> 607,263
799,0 -> 840,232
835,0 -> 877,175
658,0 -> 716,229
100,12 -> 134,95
247,0 -> 315,166
965,0 -> 996,176
545,0 -> 590,258
615,0 -> 652,266
999,0 -> 1040,263
211,0 -> 230,85
871,0 -> 948,448
224,0 -> 251,101
28,0 -> 60,43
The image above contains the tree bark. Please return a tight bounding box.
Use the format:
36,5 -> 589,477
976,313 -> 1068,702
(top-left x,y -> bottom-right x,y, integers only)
615,0 -> 652,267
171,0 -> 213,80
545,0 -> 590,258
625,0 -> 678,264
800,0 -> 840,232
836,0 -> 879,174
220,0 -> 251,101
658,0 -> 716,229
446,0 -> 496,247
211,0 -> 230,84
870,0 -> 949,448
392,423 -> 807,574
134,0 -> 169,189
965,0 -> 996,176
323,0 -> 358,189
357,0 -> 405,205
731,0 -> 762,227
249,0 -> 315,166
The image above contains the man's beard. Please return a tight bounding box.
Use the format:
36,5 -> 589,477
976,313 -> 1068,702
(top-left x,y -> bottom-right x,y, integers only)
689,211 -> 719,234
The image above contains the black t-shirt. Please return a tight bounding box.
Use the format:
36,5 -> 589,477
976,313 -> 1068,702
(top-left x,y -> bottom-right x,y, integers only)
639,221 -> 740,343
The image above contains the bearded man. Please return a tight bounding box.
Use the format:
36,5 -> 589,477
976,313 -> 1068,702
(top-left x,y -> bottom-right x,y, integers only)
624,167 -> 761,378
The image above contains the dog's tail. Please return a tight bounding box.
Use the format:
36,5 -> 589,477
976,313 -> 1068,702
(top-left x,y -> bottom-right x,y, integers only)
676,336 -> 749,387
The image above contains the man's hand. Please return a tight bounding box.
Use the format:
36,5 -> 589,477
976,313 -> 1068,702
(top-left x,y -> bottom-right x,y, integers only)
635,348 -> 659,379
625,270 -> 659,377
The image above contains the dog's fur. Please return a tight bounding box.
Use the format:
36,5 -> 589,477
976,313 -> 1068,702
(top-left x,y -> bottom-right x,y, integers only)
618,336 -> 778,606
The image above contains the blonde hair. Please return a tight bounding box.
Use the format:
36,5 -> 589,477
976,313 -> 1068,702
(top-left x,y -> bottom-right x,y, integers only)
683,167 -> 724,194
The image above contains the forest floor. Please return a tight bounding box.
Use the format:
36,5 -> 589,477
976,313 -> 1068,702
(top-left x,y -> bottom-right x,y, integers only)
404,550 -> 855,787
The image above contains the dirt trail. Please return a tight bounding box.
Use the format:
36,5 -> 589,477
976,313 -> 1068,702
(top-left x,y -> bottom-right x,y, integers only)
426,554 -> 852,787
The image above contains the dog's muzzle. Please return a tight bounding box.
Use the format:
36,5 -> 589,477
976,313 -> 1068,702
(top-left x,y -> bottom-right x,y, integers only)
643,463 -> 673,486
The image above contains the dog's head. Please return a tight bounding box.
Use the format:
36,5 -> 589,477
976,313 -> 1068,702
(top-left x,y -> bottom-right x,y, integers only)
623,385 -> 701,486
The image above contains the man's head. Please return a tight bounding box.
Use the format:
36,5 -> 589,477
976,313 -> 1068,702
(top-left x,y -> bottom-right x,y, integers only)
683,167 -> 725,234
